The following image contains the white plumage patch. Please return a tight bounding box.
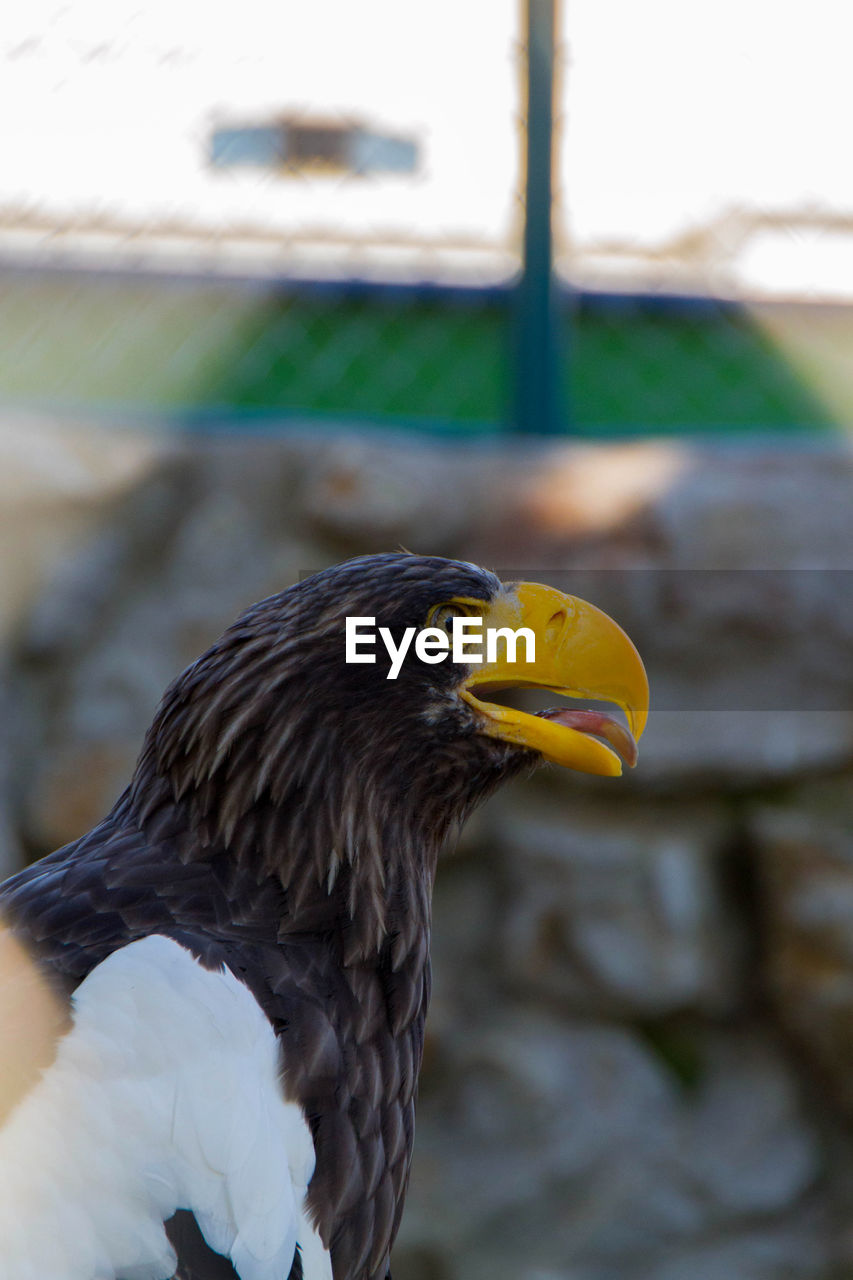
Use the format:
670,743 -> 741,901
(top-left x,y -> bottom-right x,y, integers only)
0,935 -> 331,1280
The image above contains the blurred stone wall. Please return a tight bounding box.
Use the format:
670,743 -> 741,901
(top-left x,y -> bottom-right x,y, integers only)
4,424 -> 853,1280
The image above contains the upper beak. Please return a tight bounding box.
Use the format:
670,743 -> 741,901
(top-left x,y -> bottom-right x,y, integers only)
460,582 -> 649,777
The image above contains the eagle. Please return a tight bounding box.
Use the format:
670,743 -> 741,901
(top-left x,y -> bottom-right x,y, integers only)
0,553 -> 648,1280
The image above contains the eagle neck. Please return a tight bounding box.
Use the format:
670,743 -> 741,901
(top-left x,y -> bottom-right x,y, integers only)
126,757 -> 448,966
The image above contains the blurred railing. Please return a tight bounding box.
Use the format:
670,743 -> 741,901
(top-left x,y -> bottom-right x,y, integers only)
0,0 -> 850,437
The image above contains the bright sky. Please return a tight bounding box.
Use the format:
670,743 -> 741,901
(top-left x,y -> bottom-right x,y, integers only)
1,0 -> 852,296
562,0 -> 853,296
565,0 -> 853,236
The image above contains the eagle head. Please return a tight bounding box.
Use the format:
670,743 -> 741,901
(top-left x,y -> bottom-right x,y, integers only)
129,553 -> 648,958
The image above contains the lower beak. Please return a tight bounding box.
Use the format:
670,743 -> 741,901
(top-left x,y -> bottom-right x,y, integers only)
460,582 -> 649,777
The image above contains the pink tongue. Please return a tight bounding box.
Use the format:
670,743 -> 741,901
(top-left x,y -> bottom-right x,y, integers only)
538,708 -> 639,768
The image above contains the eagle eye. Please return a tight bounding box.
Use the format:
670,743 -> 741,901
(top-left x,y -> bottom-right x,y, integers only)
430,603 -> 471,634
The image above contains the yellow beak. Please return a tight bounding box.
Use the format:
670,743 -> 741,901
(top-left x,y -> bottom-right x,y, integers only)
460,582 -> 649,777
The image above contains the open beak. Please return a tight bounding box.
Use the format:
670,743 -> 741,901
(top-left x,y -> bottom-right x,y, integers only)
460,582 -> 649,777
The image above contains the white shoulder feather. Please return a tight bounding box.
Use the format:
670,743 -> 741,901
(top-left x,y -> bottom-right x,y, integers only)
0,934 -> 331,1280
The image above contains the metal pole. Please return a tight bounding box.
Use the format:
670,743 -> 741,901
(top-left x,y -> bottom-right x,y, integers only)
515,0 -> 563,434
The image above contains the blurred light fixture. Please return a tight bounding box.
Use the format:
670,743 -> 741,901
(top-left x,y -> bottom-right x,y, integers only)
209,115 -> 418,177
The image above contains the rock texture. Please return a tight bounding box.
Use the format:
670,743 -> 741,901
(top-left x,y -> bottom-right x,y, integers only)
752,781 -> 853,1116
492,792 -> 738,1018
6,426 -> 853,1279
